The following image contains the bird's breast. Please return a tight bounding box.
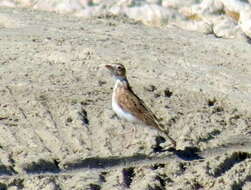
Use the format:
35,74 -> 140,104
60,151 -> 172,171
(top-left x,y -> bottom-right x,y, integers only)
112,80 -> 138,122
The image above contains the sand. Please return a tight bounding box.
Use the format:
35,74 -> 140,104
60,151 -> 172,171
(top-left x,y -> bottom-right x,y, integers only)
0,7 -> 250,190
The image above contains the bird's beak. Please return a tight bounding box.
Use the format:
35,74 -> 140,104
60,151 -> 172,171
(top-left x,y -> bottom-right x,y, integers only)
105,64 -> 114,72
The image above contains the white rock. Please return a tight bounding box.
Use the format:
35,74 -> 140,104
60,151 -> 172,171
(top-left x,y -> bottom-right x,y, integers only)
213,15 -> 239,38
162,0 -> 198,9
221,0 -> 249,13
0,0 -> 16,7
125,4 -> 180,26
32,0 -> 85,13
174,19 -> 213,34
180,0 -> 224,17
178,0 -> 251,39
239,7 -> 251,38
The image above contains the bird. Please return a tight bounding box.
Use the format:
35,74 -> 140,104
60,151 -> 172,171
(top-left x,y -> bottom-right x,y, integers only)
105,63 -> 176,148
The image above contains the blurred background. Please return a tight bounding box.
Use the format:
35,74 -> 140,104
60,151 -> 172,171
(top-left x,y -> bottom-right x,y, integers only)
1,0 -> 251,41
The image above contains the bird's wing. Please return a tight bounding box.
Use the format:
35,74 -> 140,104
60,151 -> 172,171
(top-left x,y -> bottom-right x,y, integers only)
116,85 -> 177,147
116,86 -> 162,130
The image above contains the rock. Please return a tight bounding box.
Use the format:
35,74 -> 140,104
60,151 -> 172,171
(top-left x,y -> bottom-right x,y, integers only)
162,0 -> 198,9
125,4 -> 181,26
213,15 -> 239,38
239,7 -> 251,39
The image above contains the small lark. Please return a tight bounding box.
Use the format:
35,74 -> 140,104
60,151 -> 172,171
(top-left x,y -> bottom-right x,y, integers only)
105,63 -> 176,147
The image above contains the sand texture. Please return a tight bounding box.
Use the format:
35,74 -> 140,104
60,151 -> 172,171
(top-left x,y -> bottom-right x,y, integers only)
0,7 -> 250,190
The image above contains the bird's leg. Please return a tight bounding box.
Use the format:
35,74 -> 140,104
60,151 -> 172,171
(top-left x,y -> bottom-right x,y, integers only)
116,119 -> 137,148
119,121 -> 136,135
166,133 -> 177,148
158,124 -> 177,148
163,131 -> 176,148
124,125 -> 137,148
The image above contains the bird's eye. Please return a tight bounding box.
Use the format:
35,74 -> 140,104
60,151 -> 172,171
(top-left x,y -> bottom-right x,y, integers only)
117,66 -> 122,70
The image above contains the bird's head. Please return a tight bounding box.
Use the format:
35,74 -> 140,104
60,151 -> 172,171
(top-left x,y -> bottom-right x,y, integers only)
105,63 -> 127,80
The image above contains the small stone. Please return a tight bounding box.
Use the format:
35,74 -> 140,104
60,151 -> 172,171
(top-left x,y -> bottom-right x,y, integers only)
144,85 -> 156,92
98,80 -> 106,86
164,88 -> 173,97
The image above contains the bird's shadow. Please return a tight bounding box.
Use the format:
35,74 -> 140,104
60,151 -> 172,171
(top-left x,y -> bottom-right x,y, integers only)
154,136 -> 203,161
166,146 -> 203,161
62,147 -> 202,173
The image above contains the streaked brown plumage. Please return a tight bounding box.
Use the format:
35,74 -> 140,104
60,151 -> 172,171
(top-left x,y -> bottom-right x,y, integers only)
105,63 -> 176,147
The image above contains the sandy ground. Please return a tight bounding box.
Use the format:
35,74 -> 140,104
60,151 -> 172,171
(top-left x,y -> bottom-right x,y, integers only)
0,7 -> 250,190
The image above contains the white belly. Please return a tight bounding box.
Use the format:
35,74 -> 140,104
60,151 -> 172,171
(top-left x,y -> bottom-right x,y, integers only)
112,99 -> 138,122
112,81 -> 138,122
